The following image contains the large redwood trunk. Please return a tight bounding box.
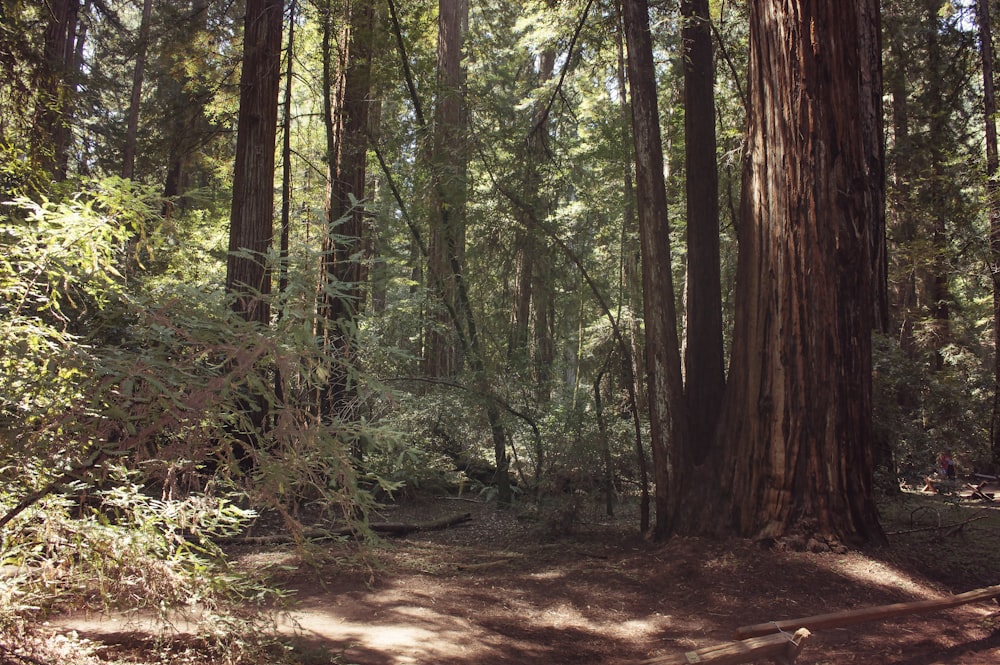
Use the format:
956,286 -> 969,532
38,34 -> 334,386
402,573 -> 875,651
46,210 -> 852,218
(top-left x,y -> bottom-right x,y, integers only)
680,0 -> 724,464
720,0 -> 885,546
980,0 -> 1000,469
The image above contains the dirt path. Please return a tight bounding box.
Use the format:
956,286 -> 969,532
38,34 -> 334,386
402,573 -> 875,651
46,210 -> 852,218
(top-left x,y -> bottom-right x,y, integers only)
52,497 -> 1000,664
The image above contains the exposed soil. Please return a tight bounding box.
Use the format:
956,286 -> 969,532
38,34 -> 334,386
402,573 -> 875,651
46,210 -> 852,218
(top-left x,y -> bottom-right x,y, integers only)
44,489 -> 1000,665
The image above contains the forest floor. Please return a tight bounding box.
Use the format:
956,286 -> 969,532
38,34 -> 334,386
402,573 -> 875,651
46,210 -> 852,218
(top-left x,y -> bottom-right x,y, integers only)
31,483 -> 1000,665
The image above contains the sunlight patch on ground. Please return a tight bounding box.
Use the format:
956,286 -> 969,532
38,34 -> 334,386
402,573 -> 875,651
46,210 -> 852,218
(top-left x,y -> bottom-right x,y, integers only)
285,609 -> 480,664
527,569 -> 566,580
817,553 -> 940,599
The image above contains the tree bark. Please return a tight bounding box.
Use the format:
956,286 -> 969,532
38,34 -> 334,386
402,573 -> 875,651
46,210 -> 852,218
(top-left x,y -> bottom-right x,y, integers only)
226,0 -> 283,325
278,0 -> 297,303
317,0 -> 377,421
681,0 -> 724,464
122,0 -> 154,180
33,0 -> 79,180
622,0 -> 689,539
922,2 -> 951,373
615,5 -> 649,533
161,0 -> 211,215
720,0 -> 885,546
978,0 -> 1000,470
425,0 -> 470,378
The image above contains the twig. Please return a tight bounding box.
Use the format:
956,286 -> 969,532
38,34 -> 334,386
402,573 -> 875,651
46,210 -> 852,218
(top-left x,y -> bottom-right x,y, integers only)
885,513 -> 989,537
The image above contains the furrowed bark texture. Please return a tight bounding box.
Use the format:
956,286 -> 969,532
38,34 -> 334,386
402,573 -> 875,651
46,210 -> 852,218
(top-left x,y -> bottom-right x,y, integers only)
723,0 -> 885,545
622,0 -> 688,538
227,0 -> 283,324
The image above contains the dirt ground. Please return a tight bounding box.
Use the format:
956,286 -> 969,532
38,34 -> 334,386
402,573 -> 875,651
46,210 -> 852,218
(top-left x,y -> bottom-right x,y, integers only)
48,490 -> 1000,665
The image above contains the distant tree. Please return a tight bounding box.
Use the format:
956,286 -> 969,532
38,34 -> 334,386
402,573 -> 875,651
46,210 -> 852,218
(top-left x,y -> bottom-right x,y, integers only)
33,0 -> 80,179
158,0 -> 217,212
121,0 -> 153,179
718,0 -> 885,545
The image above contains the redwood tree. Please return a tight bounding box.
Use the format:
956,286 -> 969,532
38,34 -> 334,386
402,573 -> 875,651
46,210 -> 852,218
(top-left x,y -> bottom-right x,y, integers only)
226,0 -> 283,324
317,0 -> 377,419
622,0 -> 689,539
425,0 -> 470,378
978,0 -> 1000,469
718,0 -> 885,545
680,0 -> 724,463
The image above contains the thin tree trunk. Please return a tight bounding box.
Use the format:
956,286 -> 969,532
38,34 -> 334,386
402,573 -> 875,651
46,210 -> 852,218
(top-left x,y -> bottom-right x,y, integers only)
622,0 -> 689,540
923,2 -> 951,373
278,0 -> 296,303
122,0 -> 154,179
34,0 -> 78,180
885,5 -> 918,358
615,4 -> 649,533
162,0 -> 210,214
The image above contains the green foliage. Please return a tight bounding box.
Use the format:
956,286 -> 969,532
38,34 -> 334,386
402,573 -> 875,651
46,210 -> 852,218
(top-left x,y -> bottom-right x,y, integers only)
873,332 -> 993,479
0,178 -> 383,652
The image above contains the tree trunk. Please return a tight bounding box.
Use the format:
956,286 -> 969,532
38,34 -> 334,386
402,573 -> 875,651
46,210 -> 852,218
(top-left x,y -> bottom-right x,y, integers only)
681,0 -> 724,464
278,0 -> 297,303
317,0 -> 376,421
858,0 -> 889,335
720,0 -> 885,546
161,0 -> 210,214
33,0 -> 78,180
923,3 -> 951,373
615,6 -> 649,533
122,0 -> 154,180
507,47 -> 555,404
980,0 -> 1000,470
885,4 -> 918,359
226,0 -> 283,325
622,0 -> 689,540
425,0 -> 470,378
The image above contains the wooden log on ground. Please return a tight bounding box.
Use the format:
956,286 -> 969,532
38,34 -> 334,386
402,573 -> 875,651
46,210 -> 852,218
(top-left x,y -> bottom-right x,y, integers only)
643,628 -> 810,665
230,512 -> 473,545
369,511 -> 472,535
735,584 -> 1000,640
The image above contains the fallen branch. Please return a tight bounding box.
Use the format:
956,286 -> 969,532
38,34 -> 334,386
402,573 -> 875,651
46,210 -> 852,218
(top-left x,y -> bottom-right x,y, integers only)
370,511 -> 472,535
232,512 -> 473,545
735,583 -> 1000,640
456,558 -> 513,571
643,628 -> 810,665
885,513 -> 989,537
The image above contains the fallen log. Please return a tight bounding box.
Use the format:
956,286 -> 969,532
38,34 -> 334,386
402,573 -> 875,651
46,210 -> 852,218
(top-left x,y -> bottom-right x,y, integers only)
735,583 -> 1000,640
369,511 -> 472,535
643,628 -> 810,665
231,511 -> 473,545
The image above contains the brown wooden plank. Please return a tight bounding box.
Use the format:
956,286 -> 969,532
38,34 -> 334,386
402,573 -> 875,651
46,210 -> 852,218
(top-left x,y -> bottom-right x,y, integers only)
643,628 -> 809,665
735,584 -> 1000,640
